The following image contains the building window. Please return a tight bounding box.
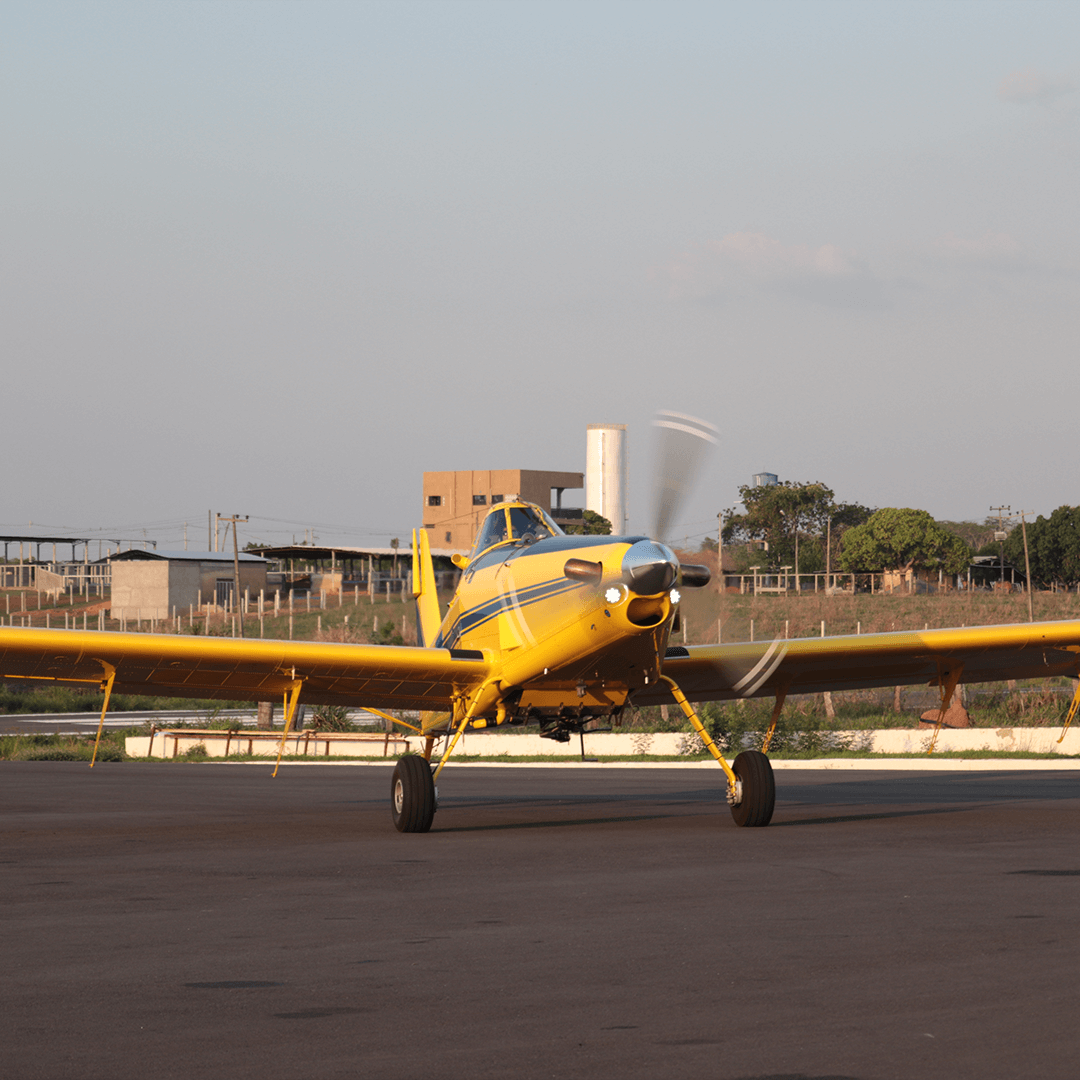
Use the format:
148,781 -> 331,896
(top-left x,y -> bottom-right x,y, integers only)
492,494 -> 503,503
445,532 -> 452,543
427,495 -> 442,507
472,495 -> 487,505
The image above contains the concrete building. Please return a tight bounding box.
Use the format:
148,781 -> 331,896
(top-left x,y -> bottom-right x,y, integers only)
585,424 -> 627,535
109,550 -> 268,621
422,470 -> 584,551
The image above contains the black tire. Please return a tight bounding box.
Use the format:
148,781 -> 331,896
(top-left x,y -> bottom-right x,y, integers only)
391,756 -> 436,833
729,750 -> 775,827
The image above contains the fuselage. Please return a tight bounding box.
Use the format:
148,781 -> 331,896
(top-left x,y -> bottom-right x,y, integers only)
430,505 -> 682,727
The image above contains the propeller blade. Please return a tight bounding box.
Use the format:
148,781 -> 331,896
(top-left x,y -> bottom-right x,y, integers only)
651,411 -> 718,542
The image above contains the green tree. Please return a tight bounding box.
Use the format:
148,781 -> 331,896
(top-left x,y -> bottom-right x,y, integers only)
938,518 -> 1000,552
1003,506 -> 1080,588
838,508 -> 970,575
568,510 -> 612,536
722,481 -> 870,571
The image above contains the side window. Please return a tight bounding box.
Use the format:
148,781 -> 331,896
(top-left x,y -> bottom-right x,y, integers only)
471,510 -> 508,555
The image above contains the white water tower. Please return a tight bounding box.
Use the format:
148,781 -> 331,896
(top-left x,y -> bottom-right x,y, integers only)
586,424 -> 627,534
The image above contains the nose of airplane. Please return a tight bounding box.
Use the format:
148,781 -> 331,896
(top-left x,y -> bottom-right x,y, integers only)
621,540 -> 678,595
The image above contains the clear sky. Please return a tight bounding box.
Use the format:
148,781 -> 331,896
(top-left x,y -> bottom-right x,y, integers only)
3,0 -> 1078,549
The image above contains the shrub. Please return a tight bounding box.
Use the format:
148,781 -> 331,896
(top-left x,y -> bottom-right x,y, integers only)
308,705 -> 357,732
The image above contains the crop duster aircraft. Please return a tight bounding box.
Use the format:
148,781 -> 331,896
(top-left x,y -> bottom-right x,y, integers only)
4,414 -> 1080,832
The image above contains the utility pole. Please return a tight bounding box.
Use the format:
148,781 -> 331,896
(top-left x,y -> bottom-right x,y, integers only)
990,505 -> 1010,589
1015,510 -> 1036,621
825,514 -> 832,591
717,512 -> 723,592
218,515 -> 249,638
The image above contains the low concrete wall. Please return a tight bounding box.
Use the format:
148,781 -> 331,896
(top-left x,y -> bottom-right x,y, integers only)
34,568 -> 66,598
864,727 -> 1080,755
125,726 -> 1080,759
311,572 -> 343,596
126,730 -> 411,759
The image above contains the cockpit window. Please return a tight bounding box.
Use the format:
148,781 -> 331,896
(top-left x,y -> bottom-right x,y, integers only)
508,506 -> 559,542
469,503 -> 564,559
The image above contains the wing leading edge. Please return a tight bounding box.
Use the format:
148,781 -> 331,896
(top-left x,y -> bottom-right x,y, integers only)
0,627 -> 490,711
648,620 -> 1080,705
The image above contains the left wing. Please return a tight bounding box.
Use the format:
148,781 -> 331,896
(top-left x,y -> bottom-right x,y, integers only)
647,620 -> 1080,704
0,627 -> 490,711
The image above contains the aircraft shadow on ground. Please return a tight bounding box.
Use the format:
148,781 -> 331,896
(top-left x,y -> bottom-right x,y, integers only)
435,812 -> 671,833
773,804 -> 984,827
435,803 -> 982,833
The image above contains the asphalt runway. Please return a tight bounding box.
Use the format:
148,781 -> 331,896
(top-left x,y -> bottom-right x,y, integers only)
4,763 -> 1080,1080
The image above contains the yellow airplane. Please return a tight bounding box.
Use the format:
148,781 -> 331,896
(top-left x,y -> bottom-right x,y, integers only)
3,494 -> 1080,834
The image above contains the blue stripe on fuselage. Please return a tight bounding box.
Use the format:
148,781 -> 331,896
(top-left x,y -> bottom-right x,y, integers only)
434,577 -> 581,649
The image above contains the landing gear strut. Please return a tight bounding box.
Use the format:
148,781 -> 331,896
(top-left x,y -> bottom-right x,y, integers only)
391,756 -> 436,833
657,675 -> 777,828
728,750 -> 775,827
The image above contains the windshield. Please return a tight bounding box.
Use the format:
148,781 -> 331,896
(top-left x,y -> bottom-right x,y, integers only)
508,506 -> 560,542
470,503 -> 564,559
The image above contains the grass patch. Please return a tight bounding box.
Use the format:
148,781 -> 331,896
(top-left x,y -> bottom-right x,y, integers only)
0,729 -> 134,762
0,685 -> 253,716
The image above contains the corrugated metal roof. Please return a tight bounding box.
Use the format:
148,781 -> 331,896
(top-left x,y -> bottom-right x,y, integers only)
249,544 -> 466,559
109,550 -> 267,563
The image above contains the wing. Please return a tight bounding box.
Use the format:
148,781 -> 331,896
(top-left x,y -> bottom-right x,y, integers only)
0,627 -> 490,711
648,620 -> 1080,704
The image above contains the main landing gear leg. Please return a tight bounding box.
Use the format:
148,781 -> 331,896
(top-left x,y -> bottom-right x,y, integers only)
1057,674 -> 1080,745
659,675 -> 775,828
391,683 -> 498,833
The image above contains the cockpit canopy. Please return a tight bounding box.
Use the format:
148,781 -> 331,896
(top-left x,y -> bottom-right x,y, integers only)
469,502 -> 564,559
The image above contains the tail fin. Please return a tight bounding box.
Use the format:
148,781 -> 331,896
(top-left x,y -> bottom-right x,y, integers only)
412,528 -> 442,647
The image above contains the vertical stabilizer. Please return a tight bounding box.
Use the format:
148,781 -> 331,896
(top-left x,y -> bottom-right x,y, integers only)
412,528 -> 442,647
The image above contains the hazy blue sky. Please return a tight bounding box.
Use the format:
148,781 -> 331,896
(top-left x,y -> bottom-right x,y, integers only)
3,0 -> 1078,549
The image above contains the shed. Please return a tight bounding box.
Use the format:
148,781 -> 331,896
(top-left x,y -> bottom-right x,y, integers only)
108,550 -> 268,621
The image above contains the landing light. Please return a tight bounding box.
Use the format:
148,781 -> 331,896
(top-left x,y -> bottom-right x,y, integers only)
670,588 -> 681,604
604,587 -> 622,605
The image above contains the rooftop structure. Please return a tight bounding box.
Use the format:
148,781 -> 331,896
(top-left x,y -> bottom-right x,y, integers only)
422,470 -> 584,551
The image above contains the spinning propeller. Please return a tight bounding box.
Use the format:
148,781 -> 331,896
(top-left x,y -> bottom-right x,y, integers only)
651,410 -> 719,544
565,410 -> 718,595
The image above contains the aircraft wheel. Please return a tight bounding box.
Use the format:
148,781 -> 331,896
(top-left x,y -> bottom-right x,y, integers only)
729,750 -> 775,827
391,755 -> 436,833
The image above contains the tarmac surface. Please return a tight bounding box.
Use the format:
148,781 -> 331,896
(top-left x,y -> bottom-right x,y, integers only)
4,762 -> 1080,1080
